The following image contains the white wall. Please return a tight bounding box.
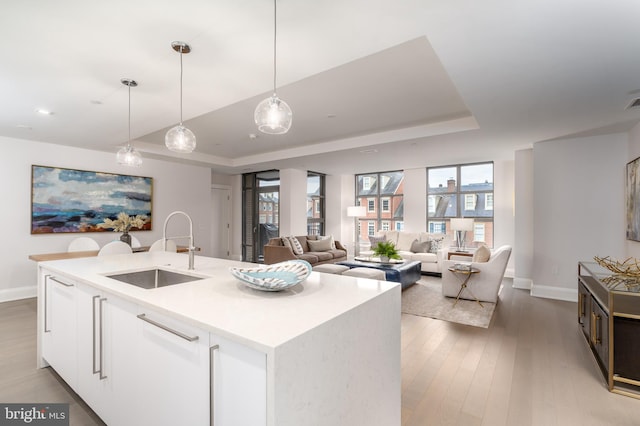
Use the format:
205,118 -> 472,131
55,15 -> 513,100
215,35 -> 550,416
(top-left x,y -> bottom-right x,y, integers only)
514,149 -> 533,289
532,134 -> 627,301
403,168 -> 427,231
1,136 -> 212,302
279,169 -> 308,236
325,174 -> 354,249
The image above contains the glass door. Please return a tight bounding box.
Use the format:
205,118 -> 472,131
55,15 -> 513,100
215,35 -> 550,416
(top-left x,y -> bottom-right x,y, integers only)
242,171 -> 280,263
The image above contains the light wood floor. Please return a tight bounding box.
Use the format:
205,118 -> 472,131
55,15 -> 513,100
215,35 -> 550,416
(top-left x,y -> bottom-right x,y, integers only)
2,280 -> 640,425
0,297 -> 104,426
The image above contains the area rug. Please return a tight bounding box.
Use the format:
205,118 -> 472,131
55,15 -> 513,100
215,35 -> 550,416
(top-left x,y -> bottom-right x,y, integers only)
401,278 -> 496,328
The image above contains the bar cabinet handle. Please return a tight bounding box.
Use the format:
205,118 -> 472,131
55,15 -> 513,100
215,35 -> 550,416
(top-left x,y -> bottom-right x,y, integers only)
137,313 -> 199,342
210,344 -> 219,426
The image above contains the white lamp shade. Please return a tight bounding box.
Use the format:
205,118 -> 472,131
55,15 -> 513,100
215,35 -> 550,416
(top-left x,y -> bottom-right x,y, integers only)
450,218 -> 474,231
347,206 -> 367,217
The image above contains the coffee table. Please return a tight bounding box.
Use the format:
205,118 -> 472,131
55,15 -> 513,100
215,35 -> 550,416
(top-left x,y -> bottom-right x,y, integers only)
336,259 -> 421,289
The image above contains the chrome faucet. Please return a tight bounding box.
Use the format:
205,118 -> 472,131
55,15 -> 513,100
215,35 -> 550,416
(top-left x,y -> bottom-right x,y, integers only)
162,211 -> 195,270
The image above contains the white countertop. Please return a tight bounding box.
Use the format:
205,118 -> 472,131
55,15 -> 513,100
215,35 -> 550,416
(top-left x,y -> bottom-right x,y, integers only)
38,252 -> 399,353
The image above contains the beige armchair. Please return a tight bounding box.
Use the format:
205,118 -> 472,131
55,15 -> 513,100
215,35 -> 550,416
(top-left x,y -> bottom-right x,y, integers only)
441,245 -> 512,303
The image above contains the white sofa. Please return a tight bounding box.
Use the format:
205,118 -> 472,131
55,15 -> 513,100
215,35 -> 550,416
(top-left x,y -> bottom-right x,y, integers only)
360,230 -> 452,274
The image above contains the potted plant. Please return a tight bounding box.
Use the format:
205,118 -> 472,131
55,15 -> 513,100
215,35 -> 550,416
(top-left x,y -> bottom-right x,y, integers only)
372,241 -> 402,263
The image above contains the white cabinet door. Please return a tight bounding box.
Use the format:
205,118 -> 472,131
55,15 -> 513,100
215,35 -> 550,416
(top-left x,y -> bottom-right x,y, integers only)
75,283 -> 139,426
41,273 -> 78,390
134,308 -> 211,426
211,333 -> 267,426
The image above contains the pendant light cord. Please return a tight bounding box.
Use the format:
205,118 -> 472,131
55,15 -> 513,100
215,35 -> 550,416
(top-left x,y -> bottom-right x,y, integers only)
273,0 -> 277,95
179,47 -> 184,125
127,83 -> 131,148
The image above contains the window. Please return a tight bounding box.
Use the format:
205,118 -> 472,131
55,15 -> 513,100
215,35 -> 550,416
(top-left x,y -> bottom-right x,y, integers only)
306,172 -> 325,236
368,221 -> 375,235
363,176 -> 372,191
465,194 -> 476,210
427,162 -> 494,248
381,198 -> 390,212
474,223 -> 485,242
486,193 -> 494,210
356,171 -> 404,235
428,195 -> 436,215
395,221 -> 404,231
429,221 -> 445,234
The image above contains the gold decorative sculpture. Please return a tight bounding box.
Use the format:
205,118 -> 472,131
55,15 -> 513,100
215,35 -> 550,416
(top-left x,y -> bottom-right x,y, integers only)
593,256 -> 640,290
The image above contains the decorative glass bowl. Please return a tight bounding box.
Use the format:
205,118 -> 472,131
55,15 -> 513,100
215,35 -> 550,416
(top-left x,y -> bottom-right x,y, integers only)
229,259 -> 312,291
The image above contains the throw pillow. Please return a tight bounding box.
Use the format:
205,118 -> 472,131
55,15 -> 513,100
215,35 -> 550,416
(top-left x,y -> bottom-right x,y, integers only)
410,239 -> 431,253
281,237 -> 292,250
288,236 -> 304,255
397,232 -> 419,251
307,238 -> 332,252
473,245 -> 491,262
369,235 -> 386,247
318,235 -> 336,249
428,237 -> 444,254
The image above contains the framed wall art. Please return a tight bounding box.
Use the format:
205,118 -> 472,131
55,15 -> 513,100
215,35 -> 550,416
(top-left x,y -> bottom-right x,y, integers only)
31,165 -> 153,234
627,156 -> 640,241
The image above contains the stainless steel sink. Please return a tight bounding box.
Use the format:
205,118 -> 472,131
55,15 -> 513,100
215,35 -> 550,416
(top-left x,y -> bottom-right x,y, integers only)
106,268 -> 204,289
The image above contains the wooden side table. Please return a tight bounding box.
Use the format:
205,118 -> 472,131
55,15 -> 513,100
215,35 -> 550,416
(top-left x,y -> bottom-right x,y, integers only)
447,251 -> 474,260
447,266 -> 482,307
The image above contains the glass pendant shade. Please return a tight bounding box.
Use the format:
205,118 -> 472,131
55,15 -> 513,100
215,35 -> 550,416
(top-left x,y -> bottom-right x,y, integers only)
165,124 -> 197,153
254,94 -> 292,134
255,0 -> 292,135
117,144 -> 142,167
166,41 -> 195,153
117,78 -> 142,167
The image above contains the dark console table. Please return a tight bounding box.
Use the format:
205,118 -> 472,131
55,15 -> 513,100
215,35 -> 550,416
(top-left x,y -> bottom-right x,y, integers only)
578,261 -> 640,399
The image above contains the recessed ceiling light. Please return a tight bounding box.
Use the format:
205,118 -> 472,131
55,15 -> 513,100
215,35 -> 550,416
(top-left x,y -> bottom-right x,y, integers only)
17,124 -> 32,130
35,108 -> 53,115
359,148 -> 378,154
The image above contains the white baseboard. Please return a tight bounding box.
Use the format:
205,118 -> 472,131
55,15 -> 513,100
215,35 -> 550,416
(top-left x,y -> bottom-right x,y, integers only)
530,283 -> 577,302
0,286 -> 37,303
513,277 -> 532,290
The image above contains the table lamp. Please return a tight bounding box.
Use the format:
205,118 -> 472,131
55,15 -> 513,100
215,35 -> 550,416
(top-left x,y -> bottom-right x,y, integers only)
450,218 -> 474,252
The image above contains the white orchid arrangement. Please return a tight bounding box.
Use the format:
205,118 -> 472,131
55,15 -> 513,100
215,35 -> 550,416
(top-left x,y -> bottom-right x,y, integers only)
98,212 -> 148,233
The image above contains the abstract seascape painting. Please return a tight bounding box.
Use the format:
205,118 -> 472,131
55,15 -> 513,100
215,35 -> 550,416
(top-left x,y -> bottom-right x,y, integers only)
31,165 -> 152,234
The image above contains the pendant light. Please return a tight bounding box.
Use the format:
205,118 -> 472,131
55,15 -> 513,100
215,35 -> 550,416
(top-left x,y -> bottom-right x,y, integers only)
165,41 -> 196,153
116,79 -> 142,167
254,0 -> 292,134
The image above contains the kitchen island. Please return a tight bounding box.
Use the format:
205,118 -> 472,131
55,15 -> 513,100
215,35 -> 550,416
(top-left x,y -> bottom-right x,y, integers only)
35,252 -> 400,426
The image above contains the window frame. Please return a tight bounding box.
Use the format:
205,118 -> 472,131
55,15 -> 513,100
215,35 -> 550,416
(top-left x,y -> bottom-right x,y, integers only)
306,171 -> 325,236
426,162 -> 494,248
355,170 -> 404,237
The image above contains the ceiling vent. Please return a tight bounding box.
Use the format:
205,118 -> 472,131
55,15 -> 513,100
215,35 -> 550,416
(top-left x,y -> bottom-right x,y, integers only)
627,98 -> 640,110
